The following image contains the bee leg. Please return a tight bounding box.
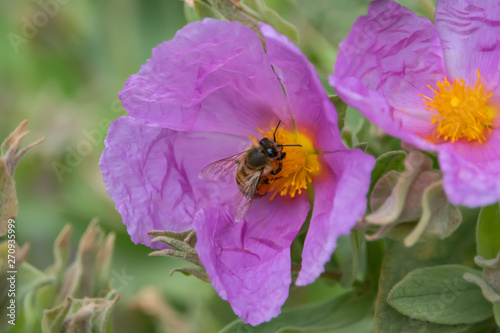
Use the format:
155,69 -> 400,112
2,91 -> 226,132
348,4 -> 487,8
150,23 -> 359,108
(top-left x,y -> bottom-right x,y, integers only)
277,152 -> 286,161
271,163 -> 282,175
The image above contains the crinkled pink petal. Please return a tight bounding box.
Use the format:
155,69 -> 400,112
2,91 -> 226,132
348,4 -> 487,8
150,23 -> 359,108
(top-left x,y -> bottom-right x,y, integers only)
437,130 -> 500,207
435,0 -> 500,93
194,194 -> 309,325
100,116 -> 247,248
261,23 -> 376,285
119,18 -> 291,136
330,0 -> 445,150
106,19 -> 377,325
260,23 -> 343,151
296,149 -> 375,285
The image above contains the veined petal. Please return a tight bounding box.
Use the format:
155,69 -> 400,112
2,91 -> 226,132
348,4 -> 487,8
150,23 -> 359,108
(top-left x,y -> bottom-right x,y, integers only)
296,149 -> 375,286
438,131 -> 500,207
435,0 -> 500,93
330,0 -> 445,149
100,116 -> 246,248
119,19 -> 291,136
260,23 -> 343,151
194,195 -> 309,325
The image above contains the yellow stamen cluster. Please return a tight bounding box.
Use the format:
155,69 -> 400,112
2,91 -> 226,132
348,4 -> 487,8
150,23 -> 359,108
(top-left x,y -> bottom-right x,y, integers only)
420,70 -> 497,143
250,126 -> 320,200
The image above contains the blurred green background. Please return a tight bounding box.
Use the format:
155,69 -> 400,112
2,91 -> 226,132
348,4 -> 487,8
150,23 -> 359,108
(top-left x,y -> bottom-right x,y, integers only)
0,0 -> 435,332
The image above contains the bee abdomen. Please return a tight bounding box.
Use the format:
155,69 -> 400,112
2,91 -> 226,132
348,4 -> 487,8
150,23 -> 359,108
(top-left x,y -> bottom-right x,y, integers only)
235,172 -> 250,194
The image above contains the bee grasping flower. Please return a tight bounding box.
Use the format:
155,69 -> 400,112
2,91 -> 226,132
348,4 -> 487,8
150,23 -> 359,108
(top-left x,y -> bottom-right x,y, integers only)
100,19 -> 374,325
252,124 -> 321,199
200,120 -> 321,222
331,0 -> 500,207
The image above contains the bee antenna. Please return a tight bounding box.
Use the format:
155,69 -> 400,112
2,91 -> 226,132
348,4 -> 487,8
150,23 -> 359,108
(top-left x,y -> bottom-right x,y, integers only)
273,120 -> 281,142
278,144 -> 302,147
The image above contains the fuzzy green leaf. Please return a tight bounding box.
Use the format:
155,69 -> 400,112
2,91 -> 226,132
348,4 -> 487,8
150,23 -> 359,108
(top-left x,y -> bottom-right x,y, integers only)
494,303 -> 500,327
367,151 -> 434,226
369,150 -> 407,198
150,235 -> 196,253
375,238 -> 475,333
210,0 -> 263,42
42,297 -> 73,333
404,181 -> 462,247
329,94 -> 347,132
170,267 -> 210,283
150,249 -> 202,266
42,291 -> 119,333
339,230 -> 365,287
388,265 -> 492,325
354,142 -> 369,152
477,204 -> 500,260
242,0 -> 298,43
0,120 -> 44,233
0,160 -> 17,234
194,0 -> 218,19
18,262 -> 53,301
219,291 -> 374,333
184,2 -> 200,22
463,271 -> 500,304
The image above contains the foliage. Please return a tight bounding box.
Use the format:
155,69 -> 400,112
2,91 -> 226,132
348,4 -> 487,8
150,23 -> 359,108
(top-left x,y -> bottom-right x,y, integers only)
0,219 -> 118,333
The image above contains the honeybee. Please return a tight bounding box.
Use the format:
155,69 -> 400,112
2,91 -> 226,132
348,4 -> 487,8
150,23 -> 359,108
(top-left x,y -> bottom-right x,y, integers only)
199,121 -> 301,222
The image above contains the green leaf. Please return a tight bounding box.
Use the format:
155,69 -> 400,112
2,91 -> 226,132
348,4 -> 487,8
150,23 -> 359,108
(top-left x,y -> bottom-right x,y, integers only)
375,237 -> 476,333
18,262 -> 53,301
0,120 -> 44,233
463,271 -> 500,304
354,142 -> 369,152
0,160 -> 17,234
403,181 -> 462,247
219,291 -> 374,333
494,303 -> 500,327
42,291 -> 119,333
461,319 -> 500,333
366,240 -> 384,293
394,0 -> 436,21
339,230 -> 365,287
329,95 -> 347,132
210,0 -> 263,41
170,267 -> 210,283
184,2 -> 200,22
368,150 -> 407,199
332,316 -> 374,333
388,265 -> 493,325
150,235 -> 196,253
149,249 -> 202,266
242,0 -> 298,43
367,151 -> 434,226
195,0 -> 218,19
477,204 -> 500,259
42,297 -> 73,333
351,117 -> 370,148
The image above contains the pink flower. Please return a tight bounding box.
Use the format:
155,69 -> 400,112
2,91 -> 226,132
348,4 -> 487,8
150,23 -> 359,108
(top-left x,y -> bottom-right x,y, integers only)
100,19 -> 374,325
331,0 -> 500,207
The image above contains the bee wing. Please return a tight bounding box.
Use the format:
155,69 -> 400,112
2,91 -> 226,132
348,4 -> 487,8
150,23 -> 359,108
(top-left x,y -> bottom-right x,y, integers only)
199,152 -> 246,182
233,170 -> 263,222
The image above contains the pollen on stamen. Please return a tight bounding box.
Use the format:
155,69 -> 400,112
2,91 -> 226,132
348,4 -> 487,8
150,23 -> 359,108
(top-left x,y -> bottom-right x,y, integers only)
254,125 -> 320,200
419,70 -> 498,143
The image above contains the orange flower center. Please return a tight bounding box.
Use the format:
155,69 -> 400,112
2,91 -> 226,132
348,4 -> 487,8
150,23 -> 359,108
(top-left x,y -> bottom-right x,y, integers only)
420,70 -> 498,143
250,126 -> 320,200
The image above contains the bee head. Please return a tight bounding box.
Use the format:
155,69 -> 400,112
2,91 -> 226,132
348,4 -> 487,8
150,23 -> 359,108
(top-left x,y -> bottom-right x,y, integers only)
259,138 -> 281,159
